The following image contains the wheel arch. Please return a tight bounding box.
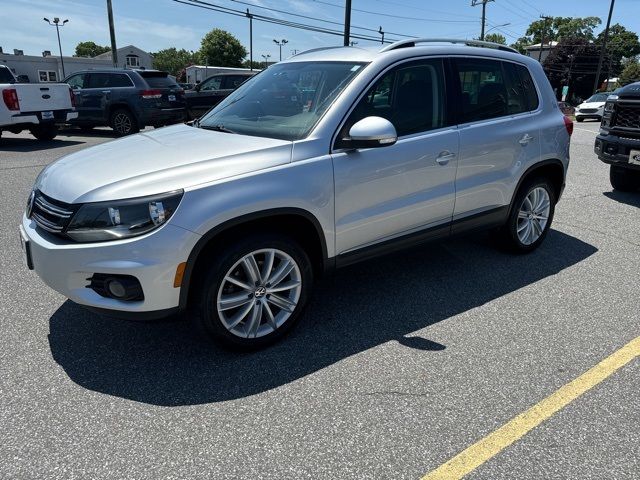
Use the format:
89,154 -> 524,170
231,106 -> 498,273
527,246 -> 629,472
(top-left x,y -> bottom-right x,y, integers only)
178,208 -> 331,312
510,159 -> 565,214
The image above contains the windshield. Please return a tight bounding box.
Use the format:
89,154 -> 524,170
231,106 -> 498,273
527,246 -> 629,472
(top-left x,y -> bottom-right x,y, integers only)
586,93 -> 608,103
198,61 -> 367,141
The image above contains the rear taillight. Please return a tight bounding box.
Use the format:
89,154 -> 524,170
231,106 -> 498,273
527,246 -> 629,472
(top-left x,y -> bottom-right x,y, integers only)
69,88 -> 76,108
140,89 -> 162,99
2,88 -> 20,111
563,115 -> 573,136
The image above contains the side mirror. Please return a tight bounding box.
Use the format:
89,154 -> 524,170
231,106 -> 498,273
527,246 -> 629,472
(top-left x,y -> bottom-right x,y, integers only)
341,116 -> 397,149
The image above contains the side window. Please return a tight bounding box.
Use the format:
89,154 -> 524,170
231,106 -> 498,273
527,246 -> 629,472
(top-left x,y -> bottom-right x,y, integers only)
201,76 -> 222,91
502,62 -> 528,115
66,74 -> 85,89
87,73 -> 112,89
516,65 -> 539,111
223,76 -> 244,89
107,74 -> 134,88
455,58 -> 508,123
344,59 -> 446,138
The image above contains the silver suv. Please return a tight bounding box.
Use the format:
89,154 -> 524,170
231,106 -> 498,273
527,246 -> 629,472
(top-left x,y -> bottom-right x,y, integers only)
20,39 -> 572,349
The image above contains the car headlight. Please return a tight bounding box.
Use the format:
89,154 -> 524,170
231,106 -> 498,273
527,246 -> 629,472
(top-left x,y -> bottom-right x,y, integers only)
66,190 -> 183,242
604,102 -> 615,112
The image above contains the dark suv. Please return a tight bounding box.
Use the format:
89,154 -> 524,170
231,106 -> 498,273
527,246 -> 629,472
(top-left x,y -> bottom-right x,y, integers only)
595,81 -> 640,191
185,72 -> 255,120
64,69 -> 186,136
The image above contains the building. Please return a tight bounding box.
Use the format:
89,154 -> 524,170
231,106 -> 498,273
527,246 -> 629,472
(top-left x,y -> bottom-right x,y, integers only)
524,41 -> 559,63
0,44 -> 152,83
185,65 -> 259,84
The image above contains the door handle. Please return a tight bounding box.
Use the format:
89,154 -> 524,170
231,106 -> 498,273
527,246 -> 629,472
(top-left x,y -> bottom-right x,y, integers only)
436,151 -> 456,165
519,134 -> 535,146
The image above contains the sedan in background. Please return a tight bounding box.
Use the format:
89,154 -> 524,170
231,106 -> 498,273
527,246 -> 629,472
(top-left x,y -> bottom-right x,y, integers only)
575,92 -> 608,122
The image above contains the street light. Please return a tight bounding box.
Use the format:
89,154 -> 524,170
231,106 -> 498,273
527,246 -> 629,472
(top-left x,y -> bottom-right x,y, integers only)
43,17 -> 68,79
485,22 -> 511,35
261,54 -> 271,69
273,39 -> 288,61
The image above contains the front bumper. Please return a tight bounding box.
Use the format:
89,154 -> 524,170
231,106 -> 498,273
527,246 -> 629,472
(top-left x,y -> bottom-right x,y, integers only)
595,131 -> 640,170
21,215 -> 200,314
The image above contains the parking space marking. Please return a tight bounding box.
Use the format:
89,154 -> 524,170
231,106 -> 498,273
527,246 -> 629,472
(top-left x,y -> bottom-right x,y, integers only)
422,336 -> 640,480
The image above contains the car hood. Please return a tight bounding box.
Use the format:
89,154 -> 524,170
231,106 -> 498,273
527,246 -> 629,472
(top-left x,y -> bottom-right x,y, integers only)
578,102 -> 605,109
36,124 -> 293,204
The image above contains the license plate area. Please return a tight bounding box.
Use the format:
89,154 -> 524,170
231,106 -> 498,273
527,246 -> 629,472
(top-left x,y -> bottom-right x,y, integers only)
19,227 -> 34,270
629,149 -> 640,165
168,95 -> 176,102
41,111 -> 54,120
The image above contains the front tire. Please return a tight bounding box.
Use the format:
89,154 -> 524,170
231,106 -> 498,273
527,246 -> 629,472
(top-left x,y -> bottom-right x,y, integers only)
610,165 -> 639,191
29,123 -> 57,141
495,177 -> 556,253
110,108 -> 139,136
576,117 -> 584,122
192,234 -> 313,349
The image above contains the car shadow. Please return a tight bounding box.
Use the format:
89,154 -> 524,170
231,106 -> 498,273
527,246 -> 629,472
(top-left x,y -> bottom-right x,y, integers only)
603,190 -> 640,204
0,136 -> 84,152
48,230 -> 597,406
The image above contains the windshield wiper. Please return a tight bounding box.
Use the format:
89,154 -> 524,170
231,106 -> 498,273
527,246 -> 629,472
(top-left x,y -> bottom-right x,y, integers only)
200,124 -> 236,134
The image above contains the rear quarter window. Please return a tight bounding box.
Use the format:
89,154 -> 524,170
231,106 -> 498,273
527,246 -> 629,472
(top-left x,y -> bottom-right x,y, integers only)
0,67 -> 15,83
516,65 -> 539,111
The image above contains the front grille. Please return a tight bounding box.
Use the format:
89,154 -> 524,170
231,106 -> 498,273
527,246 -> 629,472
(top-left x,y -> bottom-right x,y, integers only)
580,108 -> 598,114
30,191 -> 76,234
615,105 -> 640,129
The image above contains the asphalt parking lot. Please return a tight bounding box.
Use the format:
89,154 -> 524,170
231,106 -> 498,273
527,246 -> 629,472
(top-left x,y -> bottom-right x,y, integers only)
1,123 -> 638,479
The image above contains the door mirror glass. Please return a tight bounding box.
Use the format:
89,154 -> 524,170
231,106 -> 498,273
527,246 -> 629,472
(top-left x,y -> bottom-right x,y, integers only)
343,116 -> 397,149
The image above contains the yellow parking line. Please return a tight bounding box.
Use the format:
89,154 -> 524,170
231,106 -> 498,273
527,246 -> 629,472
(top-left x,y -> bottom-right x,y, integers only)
422,336 -> 640,480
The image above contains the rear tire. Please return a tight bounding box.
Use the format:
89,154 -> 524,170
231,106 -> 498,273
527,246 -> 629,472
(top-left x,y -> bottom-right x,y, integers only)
610,165 -> 639,191
494,176 -> 556,253
29,123 -> 57,141
109,108 -> 139,136
191,233 -> 313,350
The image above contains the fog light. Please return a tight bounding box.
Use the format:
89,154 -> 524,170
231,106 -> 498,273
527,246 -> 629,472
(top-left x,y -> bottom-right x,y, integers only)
106,279 -> 126,298
88,273 -> 144,301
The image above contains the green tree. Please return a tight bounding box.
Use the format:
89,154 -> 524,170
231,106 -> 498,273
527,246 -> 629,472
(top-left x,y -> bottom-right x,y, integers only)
510,36 -> 532,54
483,33 -> 506,45
523,16 -> 602,45
242,59 -> 262,70
74,41 -> 111,57
543,36 -> 608,100
618,59 -> 640,86
152,48 -> 200,77
596,24 -> 640,76
199,28 -> 247,67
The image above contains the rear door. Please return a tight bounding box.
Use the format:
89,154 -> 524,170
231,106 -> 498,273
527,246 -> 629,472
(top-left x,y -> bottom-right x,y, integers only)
82,72 -> 116,123
452,57 -> 541,220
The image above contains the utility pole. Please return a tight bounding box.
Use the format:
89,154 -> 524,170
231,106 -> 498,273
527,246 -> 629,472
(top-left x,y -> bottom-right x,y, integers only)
343,0 -> 352,46
378,26 -> 385,44
594,0 -> 615,93
43,17 -> 68,78
246,9 -> 253,71
106,0 -> 118,67
538,15 -> 552,62
472,0 -> 494,41
273,39 -> 288,61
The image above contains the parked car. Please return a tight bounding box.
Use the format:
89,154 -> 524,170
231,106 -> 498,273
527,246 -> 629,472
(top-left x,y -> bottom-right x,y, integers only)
0,64 -> 77,141
64,69 -> 186,136
558,101 -> 575,116
575,92 -> 609,122
185,72 -> 255,119
21,39 -> 572,349
595,81 -> 640,191
179,82 -> 195,91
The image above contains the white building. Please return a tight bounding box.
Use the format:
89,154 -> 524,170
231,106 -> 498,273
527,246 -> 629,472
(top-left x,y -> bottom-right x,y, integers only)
0,44 -> 153,83
524,41 -> 559,63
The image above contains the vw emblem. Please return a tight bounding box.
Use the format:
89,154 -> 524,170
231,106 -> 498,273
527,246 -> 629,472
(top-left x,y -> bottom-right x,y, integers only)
254,286 -> 267,298
26,191 -> 35,218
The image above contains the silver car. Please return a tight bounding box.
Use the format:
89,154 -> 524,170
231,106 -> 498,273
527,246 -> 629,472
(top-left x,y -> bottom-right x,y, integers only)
20,39 -> 572,348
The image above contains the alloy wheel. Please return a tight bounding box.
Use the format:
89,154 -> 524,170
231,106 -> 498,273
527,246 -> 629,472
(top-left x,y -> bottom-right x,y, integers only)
516,186 -> 550,245
216,248 -> 302,339
113,112 -> 132,134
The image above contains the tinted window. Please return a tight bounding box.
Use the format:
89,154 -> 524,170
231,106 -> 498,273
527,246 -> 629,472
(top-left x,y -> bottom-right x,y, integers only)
503,62 -> 528,115
516,64 -> 539,111
200,76 -> 222,91
108,74 -> 134,87
456,58 -> 508,122
139,72 -> 178,89
0,67 -> 15,83
223,75 -> 249,89
66,73 -> 86,89
345,59 -> 446,137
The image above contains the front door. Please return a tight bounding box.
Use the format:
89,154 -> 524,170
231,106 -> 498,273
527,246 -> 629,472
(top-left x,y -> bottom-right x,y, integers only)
332,58 -> 459,255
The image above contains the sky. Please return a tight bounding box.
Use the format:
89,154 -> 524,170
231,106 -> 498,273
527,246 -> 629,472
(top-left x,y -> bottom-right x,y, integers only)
2,0 -> 639,62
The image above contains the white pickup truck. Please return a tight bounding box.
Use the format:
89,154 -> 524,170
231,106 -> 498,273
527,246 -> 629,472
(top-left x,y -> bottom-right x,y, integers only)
1,64 -> 78,141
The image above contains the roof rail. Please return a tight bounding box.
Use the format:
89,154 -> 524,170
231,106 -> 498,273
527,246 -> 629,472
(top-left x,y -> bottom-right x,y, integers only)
292,46 -> 352,58
380,38 -> 520,55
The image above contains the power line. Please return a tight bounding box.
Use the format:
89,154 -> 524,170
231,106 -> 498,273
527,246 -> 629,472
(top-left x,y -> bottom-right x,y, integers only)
472,0 -> 495,41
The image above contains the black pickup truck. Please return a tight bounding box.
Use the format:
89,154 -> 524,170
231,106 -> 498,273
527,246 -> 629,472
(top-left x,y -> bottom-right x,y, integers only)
595,82 -> 640,191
